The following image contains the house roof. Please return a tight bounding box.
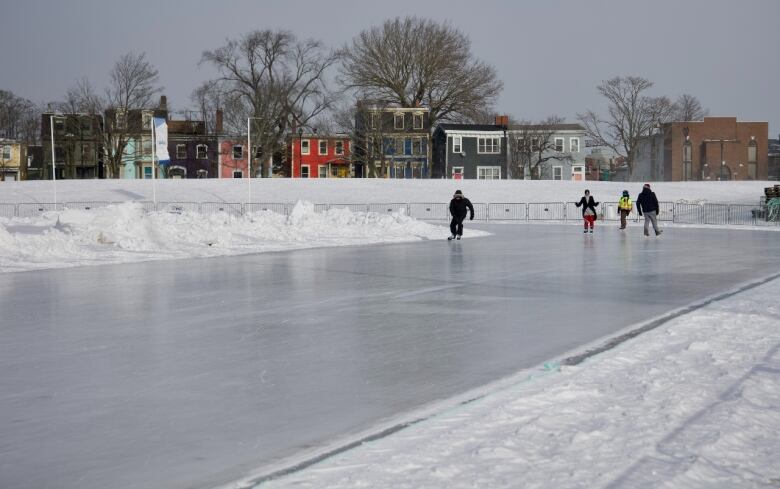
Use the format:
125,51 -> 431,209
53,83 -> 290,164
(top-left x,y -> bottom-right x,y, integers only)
508,123 -> 585,131
437,123 -> 506,132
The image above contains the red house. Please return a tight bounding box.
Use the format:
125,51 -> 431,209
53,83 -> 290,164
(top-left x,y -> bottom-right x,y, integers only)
219,136 -> 249,178
288,133 -> 352,178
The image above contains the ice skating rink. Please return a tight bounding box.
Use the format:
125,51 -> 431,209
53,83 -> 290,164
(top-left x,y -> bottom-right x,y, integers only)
1,224 -> 779,489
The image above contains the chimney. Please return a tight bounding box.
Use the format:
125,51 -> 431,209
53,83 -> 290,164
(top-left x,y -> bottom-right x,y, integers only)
495,115 -> 509,127
215,109 -> 223,134
159,95 -> 167,110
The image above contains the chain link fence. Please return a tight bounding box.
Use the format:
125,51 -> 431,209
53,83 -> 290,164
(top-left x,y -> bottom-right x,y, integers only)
1,200 -> 778,226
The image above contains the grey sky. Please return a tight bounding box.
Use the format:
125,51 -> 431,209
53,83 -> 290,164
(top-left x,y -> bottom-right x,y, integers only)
2,0 -> 778,136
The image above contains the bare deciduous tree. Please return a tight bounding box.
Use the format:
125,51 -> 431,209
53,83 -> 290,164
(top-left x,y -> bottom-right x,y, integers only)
508,116 -> 573,179
340,16 -> 503,126
672,93 -> 708,121
201,30 -> 338,177
0,89 -> 40,144
63,53 -> 161,178
578,76 -> 664,177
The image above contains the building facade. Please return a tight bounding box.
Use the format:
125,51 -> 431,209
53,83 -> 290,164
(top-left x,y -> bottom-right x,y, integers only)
0,139 -> 27,181
769,134 -> 780,181
632,117 -> 769,181
507,123 -> 587,180
166,119 -> 218,179
354,103 -> 431,178
41,113 -> 104,179
432,124 -> 507,179
218,136 -> 249,179
287,133 -> 352,178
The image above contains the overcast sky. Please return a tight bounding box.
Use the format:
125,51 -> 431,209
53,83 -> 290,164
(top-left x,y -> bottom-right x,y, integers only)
2,0 -> 778,136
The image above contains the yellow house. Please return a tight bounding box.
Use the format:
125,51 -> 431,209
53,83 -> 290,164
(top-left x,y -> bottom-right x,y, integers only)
0,139 -> 27,181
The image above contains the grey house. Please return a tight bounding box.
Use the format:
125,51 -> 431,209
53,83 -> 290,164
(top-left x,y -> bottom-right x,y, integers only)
432,124 -> 508,179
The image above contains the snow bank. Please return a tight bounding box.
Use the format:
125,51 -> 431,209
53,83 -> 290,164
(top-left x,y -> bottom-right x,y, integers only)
254,274 -> 780,489
0,178 -> 774,205
0,202 -> 482,273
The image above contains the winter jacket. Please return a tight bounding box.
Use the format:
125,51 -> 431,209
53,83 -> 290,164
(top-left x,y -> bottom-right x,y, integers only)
450,197 -> 475,220
636,188 -> 659,216
575,196 -> 599,217
618,196 -> 633,211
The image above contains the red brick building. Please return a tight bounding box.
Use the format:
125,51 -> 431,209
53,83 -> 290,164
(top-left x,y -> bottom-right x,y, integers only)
288,133 -> 352,178
218,137 -> 249,179
634,117 -> 768,181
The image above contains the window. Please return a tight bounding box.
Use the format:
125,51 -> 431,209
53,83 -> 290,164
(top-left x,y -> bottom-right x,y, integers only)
197,169 -> 208,178
55,146 -> 64,160
176,144 -> 186,159
683,141 -> 692,181
452,167 -> 464,179
196,144 -> 208,159
370,112 -> 379,129
531,138 -> 539,151
554,138 -> 564,152
748,139 -> 757,180
301,139 -> 310,155
477,167 -> 501,180
335,141 -> 344,155
453,136 -> 462,154
253,146 -> 262,158
142,139 -> 152,157
318,164 -> 327,177
319,140 -> 328,155
142,113 -> 152,130
2,145 -> 11,159
144,166 -> 153,179
80,118 -> 92,132
53,117 -> 64,131
232,145 -> 243,159
301,165 -> 310,178
115,109 -> 127,131
233,170 -> 243,178
404,138 -> 412,155
413,113 -> 423,130
478,137 -> 500,154
412,138 -> 422,155
394,113 -> 404,130
82,144 -> 91,158
570,138 -> 580,153
553,166 -> 563,180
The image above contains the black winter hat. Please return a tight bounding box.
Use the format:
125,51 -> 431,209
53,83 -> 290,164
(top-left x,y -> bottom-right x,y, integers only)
454,190 -> 463,195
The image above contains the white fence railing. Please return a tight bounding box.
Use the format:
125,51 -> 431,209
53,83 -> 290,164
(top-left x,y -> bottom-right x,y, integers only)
0,201 -> 778,226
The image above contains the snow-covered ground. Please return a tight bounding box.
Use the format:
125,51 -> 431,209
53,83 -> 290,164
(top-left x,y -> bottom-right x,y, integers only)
252,273 -> 780,489
0,178 -> 774,205
0,201 -> 479,273
2,179 -> 779,488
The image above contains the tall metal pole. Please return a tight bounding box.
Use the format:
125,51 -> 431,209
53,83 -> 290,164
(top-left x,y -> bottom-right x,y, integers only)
49,115 -> 57,210
720,139 -> 725,181
151,118 -> 157,204
246,118 -> 251,209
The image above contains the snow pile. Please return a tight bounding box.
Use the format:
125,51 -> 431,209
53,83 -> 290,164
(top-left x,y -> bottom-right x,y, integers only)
0,179 -> 774,205
0,202 -> 482,273
256,275 -> 780,489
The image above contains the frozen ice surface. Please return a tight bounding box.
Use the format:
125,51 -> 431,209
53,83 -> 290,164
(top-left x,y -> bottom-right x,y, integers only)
1,224 -> 779,489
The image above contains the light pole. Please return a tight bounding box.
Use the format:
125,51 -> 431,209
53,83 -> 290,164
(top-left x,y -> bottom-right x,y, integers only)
246,117 -> 264,209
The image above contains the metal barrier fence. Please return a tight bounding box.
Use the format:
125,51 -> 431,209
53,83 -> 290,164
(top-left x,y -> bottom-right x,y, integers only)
1,200 -> 778,226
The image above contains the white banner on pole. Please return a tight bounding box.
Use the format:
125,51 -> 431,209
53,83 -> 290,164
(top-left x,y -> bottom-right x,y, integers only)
153,116 -> 170,164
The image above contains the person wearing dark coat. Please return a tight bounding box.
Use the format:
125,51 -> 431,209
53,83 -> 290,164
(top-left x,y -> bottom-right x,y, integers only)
636,183 -> 663,236
448,190 -> 474,240
575,189 -> 599,233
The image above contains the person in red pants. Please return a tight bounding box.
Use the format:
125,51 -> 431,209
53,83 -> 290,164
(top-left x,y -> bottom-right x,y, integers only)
575,189 -> 599,233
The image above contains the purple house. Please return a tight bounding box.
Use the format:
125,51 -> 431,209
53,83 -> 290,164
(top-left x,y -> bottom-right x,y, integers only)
166,119 -> 218,179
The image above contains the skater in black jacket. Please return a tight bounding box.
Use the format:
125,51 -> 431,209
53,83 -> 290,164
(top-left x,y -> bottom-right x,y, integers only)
636,183 -> 663,236
575,189 -> 599,233
448,190 -> 474,240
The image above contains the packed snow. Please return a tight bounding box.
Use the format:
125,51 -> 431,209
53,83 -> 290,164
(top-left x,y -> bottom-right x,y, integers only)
251,274 -> 780,489
0,200 -> 483,273
0,178 -> 774,205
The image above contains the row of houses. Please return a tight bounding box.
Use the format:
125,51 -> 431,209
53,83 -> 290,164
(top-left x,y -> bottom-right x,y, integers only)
1,96 -> 777,182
